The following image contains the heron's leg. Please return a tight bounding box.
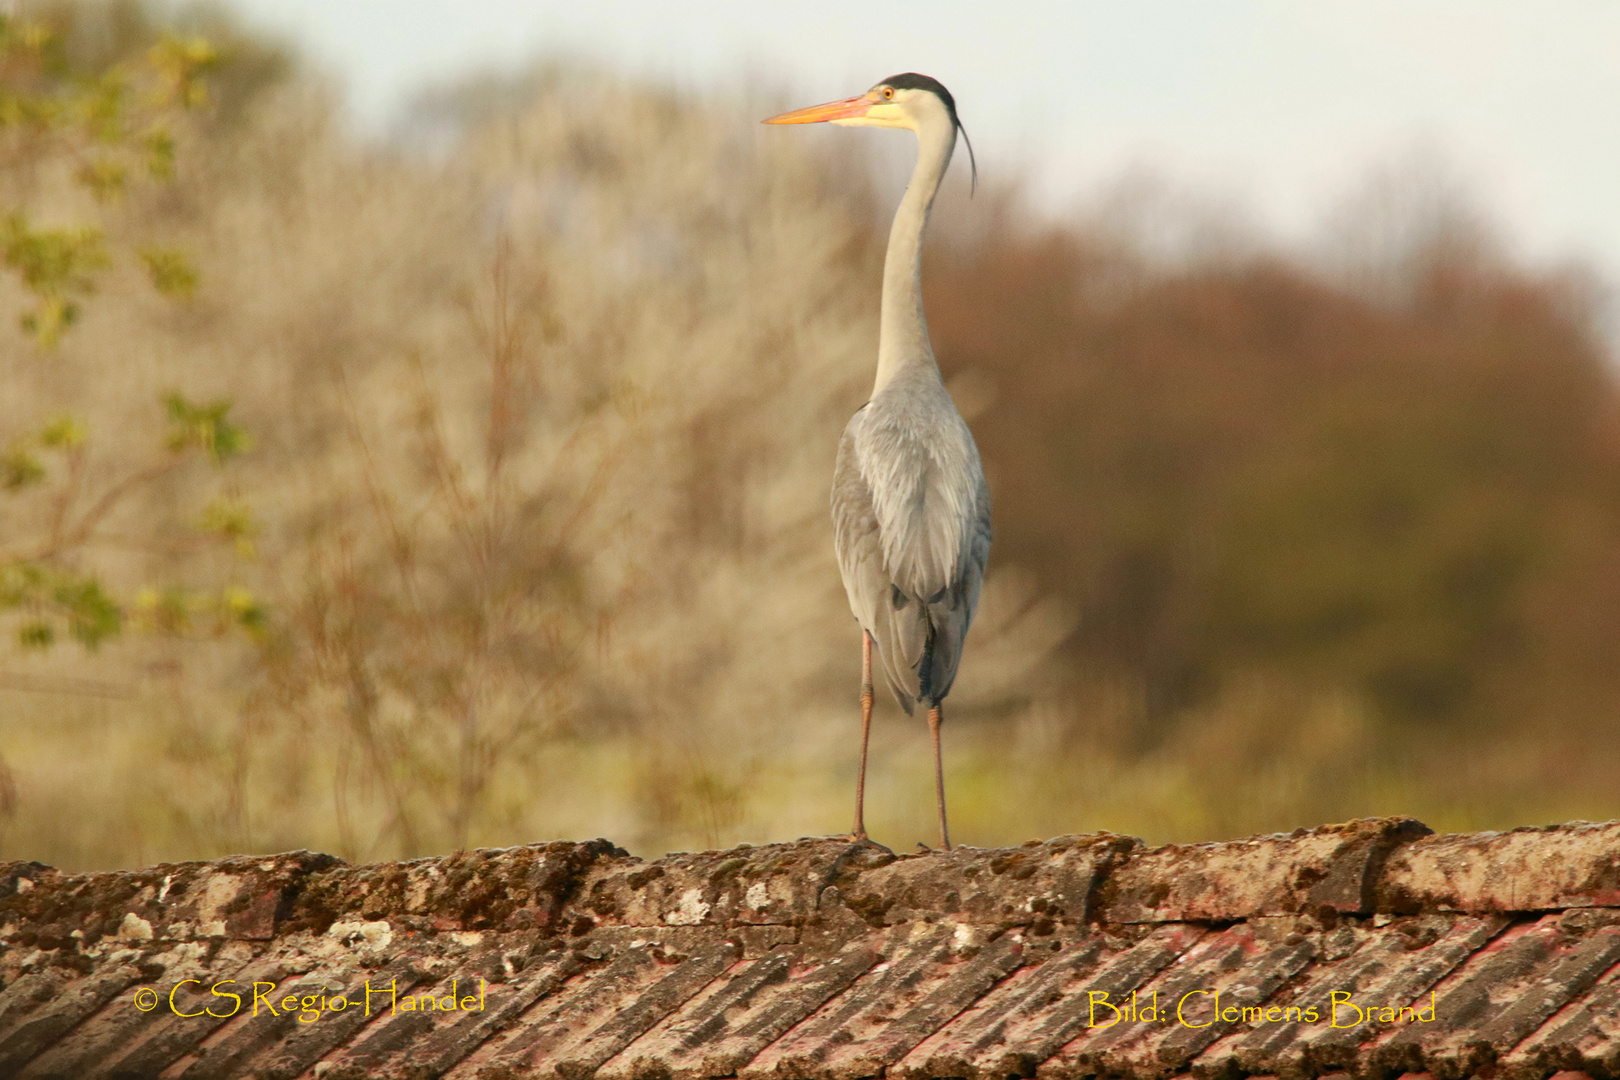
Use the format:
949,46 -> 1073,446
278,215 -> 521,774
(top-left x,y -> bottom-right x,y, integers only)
928,703 -> 951,851
852,630 -> 874,841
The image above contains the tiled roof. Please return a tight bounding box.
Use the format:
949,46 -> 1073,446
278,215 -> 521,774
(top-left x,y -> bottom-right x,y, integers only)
3,817 -> 1620,1079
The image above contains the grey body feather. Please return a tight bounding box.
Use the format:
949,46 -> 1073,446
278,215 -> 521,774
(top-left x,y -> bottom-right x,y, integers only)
832,364 -> 992,713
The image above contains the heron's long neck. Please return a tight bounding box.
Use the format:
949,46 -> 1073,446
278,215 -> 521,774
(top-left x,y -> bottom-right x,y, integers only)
873,120 -> 954,396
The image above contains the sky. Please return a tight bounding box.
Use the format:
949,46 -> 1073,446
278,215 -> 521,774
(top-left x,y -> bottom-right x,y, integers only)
223,0 -> 1620,281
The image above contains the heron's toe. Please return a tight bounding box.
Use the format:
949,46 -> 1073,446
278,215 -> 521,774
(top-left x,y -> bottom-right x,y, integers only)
838,833 -> 894,855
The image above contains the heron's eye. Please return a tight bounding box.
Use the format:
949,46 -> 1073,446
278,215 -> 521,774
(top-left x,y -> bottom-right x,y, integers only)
882,87 -> 894,100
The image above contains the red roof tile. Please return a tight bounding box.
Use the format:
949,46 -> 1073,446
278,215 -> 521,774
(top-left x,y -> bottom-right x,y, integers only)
2,819 -> 1618,1079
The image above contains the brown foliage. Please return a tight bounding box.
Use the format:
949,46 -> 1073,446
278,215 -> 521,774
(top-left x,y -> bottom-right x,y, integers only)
927,199 -> 1620,785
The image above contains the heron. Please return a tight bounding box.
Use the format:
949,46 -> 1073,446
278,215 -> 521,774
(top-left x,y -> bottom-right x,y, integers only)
766,74 -> 990,851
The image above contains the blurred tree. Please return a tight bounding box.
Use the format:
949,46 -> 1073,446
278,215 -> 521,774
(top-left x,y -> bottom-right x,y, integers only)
252,248 -> 616,858
0,395 -> 257,649
0,2 -> 288,857
0,1 -> 279,655
926,204 -> 1620,745
0,0 -> 293,861
0,3 -> 218,346
0,1 -> 290,343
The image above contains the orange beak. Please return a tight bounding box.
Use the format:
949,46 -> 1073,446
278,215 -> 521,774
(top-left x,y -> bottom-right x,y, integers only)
762,94 -> 875,125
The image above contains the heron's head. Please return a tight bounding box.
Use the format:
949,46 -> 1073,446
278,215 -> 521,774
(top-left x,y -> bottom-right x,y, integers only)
764,73 -> 956,133
764,73 -> 976,187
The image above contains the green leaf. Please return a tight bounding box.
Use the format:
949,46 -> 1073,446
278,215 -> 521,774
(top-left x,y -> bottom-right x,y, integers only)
19,297 -> 80,350
52,576 -> 121,647
198,497 -> 257,558
164,393 -> 249,463
0,562 -> 45,606
1,444 -> 44,489
143,126 -> 176,180
75,71 -> 129,143
17,622 -> 53,649
153,587 -> 190,634
1,215 -> 110,348
77,158 -> 128,201
148,34 -> 219,109
39,415 -> 87,451
198,497 -> 253,537
1,217 -> 108,289
141,248 -> 198,297
0,561 -> 121,651
224,585 -> 267,632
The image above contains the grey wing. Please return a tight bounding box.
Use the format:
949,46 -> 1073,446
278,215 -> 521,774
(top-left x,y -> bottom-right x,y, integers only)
831,407 -> 991,712
920,467 -> 991,703
831,418 -> 929,713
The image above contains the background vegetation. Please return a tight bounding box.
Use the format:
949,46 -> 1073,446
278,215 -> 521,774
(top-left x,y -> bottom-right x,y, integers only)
4,2 -> 1619,869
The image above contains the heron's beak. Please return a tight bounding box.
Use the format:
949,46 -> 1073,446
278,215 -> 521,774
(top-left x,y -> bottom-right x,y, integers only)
762,95 -> 875,125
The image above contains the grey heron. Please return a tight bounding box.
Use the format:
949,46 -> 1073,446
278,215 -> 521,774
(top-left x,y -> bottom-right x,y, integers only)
766,74 -> 990,851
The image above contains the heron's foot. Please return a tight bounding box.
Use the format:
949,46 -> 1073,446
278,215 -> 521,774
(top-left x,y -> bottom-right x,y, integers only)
915,840 -> 954,854
838,833 -> 893,855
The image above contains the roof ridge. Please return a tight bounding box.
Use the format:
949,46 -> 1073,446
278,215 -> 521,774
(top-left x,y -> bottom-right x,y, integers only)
4,818 -> 1619,1078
